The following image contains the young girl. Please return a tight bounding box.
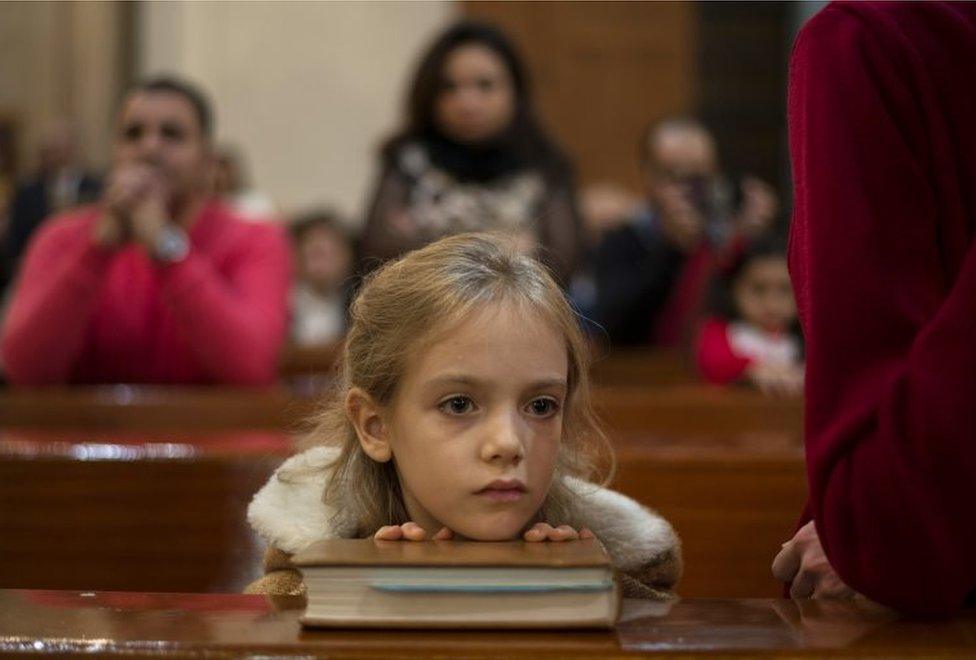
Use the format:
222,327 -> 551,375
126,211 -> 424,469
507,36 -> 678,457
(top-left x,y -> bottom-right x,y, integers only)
247,233 -> 680,599
696,236 -> 804,396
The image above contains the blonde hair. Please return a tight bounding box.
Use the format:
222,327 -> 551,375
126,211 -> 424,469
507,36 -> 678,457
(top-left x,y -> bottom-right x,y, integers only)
300,232 -> 612,535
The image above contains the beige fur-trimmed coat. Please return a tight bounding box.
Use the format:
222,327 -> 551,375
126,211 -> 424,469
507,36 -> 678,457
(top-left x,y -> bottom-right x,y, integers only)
246,446 -> 682,599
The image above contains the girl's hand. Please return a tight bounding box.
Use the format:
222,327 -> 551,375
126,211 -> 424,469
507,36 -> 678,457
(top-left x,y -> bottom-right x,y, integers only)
523,523 -> 595,542
747,362 -> 804,398
373,522 -> 454,541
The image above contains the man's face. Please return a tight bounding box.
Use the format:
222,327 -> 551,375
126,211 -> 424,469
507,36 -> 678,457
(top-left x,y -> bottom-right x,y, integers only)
114,91 -> 211,206
646,128 -> 718,212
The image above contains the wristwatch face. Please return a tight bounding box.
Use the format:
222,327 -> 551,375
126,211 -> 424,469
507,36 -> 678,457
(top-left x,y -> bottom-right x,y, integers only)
155,226 -> 190,262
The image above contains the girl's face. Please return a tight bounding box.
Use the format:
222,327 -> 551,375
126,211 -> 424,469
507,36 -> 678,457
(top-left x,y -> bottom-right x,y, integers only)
434,43 -> 516,144
298,226 -> 352,293
385,302 -> 566,540
732,256 -> 796,333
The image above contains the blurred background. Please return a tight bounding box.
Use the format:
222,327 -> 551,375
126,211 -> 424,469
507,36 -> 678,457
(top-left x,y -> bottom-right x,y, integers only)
0,0 -> 824,221
0,0 -> 828,602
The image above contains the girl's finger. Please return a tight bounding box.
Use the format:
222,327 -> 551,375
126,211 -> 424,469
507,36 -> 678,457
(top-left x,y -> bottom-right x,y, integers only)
579,528 -> 596,540
400,522 -> 427,541
554,525 -> 579,541
523,522 -> 553,542
374,525 -> 403,541
433,527 -> 454,540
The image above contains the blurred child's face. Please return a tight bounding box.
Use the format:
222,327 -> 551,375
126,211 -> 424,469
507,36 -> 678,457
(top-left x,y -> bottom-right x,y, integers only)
386,301 -> 566,540
435,44 -> 516,144
299,226 -> 352,293
732,256 -> 796,333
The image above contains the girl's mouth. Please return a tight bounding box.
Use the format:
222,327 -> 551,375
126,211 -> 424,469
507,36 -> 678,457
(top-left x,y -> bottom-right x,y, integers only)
476,479 -> 527,502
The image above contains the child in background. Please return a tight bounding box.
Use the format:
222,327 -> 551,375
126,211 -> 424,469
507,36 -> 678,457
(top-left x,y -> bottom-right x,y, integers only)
290,210 -> 354,346
247,233 -> 680,598
696,236 -> 803,396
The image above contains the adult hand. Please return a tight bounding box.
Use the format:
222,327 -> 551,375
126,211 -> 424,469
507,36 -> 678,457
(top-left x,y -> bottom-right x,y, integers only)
656,182 -> 705,253
93,163 -> 157,248
735,176 -> 779,238
373,522 -> 454,541
746,362 -> 804,398
128,178 -> 172,254
580,183 -> 640,241
773,520 -> 857,599
523,523 -> 595,542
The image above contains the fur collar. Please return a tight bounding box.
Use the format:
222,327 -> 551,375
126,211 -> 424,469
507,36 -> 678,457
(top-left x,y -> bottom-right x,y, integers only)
247,445 -> 679,573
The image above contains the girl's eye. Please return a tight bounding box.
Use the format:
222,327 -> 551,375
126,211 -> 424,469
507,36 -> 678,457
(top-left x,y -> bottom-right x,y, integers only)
439,395 -> 475,415
526,397 -> 560,418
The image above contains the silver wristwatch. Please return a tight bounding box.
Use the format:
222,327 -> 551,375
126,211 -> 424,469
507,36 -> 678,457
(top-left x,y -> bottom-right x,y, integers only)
153,225 -> 190,263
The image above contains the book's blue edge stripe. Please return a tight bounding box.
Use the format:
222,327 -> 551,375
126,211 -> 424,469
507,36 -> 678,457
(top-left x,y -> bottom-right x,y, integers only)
369,581 -> 614,594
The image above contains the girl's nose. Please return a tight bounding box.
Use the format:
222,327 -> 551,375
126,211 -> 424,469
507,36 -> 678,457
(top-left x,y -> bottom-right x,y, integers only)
480,412 -> 524,465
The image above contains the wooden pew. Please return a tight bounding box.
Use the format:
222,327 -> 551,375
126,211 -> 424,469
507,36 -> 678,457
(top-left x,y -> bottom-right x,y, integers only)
0,384 -> 802,439
279,344 -> 700,389
593,385 -> 803,437
0,383 -> 805,596
0,430 -> 292,593
3,589 -> 974,657
590,348 -> 696,387
611,433 -> 806,598
0,427 -> 805,598
0,386 -> 318,431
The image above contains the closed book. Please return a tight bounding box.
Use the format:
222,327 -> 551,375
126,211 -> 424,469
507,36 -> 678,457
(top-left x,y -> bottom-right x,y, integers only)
293,538 -> 620,629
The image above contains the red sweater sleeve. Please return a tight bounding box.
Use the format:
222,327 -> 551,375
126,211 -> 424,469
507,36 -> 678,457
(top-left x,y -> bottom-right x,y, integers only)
696,318 -> 752,385
156,222 -> 291,386
0,212 -> 113,385
789,3 -> 976,616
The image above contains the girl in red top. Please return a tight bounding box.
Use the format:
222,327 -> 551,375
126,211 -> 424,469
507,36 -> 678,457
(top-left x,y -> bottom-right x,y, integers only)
695,237 -> 803,397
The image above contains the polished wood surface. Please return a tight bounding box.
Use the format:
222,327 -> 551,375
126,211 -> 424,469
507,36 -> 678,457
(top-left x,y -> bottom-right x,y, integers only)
0,364 -> 804,597
615,433 -> 806,598
593,385 -> 802,437
0,429 -> 803,598
0,386 -> 318,431
0,430 -> 292,593
589,350 -> 695,387
1,590 -> 972,657
279,342 -> 342,377
464,1 -> 697,193
0,384 -> 801,438
280,345 -> 699,388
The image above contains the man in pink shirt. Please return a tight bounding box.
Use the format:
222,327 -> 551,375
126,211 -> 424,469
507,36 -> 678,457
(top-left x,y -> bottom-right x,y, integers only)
0,77 -> 291,385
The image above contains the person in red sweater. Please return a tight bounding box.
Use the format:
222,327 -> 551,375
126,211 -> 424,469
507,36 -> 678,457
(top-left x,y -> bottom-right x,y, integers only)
696,237 -> 803,397
772,2 -> 976,617
0,77 -> 291,386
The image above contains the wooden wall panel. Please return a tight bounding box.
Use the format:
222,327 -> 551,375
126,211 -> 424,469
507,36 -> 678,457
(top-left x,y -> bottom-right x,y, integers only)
463,1 -> 698,193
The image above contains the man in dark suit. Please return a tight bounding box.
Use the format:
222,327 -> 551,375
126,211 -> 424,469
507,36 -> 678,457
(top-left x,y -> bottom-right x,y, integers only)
592,118 -> 778,347
2,121 -> 101,287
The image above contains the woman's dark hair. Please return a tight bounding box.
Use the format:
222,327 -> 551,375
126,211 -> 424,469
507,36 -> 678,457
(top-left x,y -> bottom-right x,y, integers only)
707,234 -> 799,337
380,20 -> 572,185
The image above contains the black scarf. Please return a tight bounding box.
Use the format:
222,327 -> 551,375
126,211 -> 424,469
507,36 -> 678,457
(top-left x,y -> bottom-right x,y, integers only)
422,130 -> 529,184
